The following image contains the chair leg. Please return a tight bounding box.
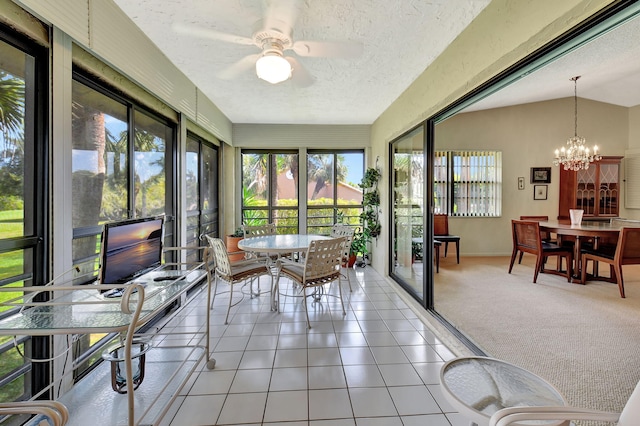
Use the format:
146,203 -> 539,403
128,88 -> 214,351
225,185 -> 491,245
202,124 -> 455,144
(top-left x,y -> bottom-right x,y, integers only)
444,242 -> 449,257
337,277 -> 346,316
302,286 -> 311,329
455,241 -> 460,264
225,283 -> 233,325
272,271 -> 281,312
518,251 -> 524,264
249,276 -> 261,298
613,264 -> 625,298
210,275 -> 219,310
343,265 -> 353,292
533,255 -> 543,283
508,248 -> 518,274
581,255 -> 588,284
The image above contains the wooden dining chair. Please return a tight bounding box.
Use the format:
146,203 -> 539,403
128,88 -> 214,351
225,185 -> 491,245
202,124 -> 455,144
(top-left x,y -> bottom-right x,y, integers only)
508,220 -> 573,283
519,215 -> 552,241
581,227 -> 640,298
517,215 -> 560,267
434,214 -> 460,264
434,240 -> 442,273
275,237 -> 347,329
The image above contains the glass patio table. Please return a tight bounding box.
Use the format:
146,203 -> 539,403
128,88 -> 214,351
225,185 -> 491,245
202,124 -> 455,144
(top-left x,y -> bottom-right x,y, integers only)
440,356 -> 568,426
238,234 -> 332,310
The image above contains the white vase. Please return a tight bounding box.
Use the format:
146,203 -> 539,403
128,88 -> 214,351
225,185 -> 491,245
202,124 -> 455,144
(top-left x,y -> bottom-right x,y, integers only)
569,209 -> 584,225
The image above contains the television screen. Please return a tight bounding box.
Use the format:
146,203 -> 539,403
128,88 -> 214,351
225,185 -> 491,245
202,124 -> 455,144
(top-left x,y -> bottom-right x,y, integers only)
99,216 -> 165,285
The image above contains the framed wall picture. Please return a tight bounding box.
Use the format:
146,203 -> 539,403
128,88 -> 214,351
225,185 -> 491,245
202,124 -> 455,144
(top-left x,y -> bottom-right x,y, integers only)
534,185 -> 548,200
531,167 -> 551,184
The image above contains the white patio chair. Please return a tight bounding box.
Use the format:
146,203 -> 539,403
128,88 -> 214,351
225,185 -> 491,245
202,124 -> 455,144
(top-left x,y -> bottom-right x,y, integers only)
275,236 -> 347,328
205,236 -> 272,324
330,223 -> 356,292
489,379 -> 640,426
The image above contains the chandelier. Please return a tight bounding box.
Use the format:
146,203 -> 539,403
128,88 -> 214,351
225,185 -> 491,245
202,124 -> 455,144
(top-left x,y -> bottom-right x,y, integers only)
553,76 -> 601,171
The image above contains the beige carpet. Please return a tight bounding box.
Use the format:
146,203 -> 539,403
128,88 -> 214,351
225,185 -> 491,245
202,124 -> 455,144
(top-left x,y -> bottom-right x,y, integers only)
434,255 -> 640,423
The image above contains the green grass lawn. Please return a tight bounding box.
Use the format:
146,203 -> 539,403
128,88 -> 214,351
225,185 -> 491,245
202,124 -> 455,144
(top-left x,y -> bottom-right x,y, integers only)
0,209 -> 23,278
0,210 -> 27,401
0,210 -> 26,308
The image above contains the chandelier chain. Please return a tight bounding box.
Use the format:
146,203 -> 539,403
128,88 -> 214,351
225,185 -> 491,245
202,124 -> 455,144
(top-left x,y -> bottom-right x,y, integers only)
573,76 -> 578,138
553,75 -> 601,171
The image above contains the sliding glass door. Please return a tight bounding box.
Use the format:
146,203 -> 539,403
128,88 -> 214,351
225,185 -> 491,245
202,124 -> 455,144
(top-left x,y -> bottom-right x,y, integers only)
390,126 -> 427,300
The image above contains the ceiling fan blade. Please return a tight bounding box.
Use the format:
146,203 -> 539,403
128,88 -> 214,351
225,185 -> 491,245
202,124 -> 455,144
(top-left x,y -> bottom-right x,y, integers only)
291,40 -> 363,58
172,22 -> 254,46
263,0 -> 302,34
218,54 -> 261,80
286,56 -> 314,87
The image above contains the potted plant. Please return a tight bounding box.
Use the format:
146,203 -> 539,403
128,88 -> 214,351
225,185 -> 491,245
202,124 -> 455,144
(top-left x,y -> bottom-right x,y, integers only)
225,227 -> 245,261
350,230 -> 368,268
411,240 -> 423,263
361,167 -> 382,190
359,166 -> 382,245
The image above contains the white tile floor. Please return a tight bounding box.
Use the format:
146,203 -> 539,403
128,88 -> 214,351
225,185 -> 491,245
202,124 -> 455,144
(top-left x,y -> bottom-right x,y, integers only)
157,265 -> 469,426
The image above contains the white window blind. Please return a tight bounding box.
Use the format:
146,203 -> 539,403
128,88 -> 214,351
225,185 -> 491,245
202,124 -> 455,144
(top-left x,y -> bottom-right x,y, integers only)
434,150 -> 502,217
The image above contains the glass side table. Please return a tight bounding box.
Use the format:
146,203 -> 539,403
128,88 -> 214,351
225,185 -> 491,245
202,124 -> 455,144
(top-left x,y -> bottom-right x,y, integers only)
440,357 -> 569,426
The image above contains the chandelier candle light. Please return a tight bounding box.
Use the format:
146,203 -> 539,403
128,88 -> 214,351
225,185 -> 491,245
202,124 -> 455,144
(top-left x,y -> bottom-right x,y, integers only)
553,76 -> 601,171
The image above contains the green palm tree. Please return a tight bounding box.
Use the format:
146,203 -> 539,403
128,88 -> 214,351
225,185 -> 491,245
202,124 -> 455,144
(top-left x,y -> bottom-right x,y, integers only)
0,71 -> 25,148
307,153 -> 347,200
243,153 -> 268,198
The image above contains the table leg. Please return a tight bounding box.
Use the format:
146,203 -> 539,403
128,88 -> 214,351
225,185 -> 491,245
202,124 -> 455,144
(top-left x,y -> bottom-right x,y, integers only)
572,236 -> 585,284
271,258 -> 281,311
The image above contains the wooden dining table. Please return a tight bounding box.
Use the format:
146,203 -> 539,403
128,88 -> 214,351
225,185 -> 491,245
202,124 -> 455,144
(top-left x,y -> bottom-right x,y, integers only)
539,220 -> 622,283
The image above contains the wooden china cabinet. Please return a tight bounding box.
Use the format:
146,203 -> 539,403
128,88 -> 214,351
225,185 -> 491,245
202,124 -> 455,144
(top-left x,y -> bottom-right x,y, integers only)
558,156 -> 623,221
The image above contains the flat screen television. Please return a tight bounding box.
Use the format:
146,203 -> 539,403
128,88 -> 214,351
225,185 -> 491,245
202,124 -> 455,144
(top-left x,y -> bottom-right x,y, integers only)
98,216 -> 165,286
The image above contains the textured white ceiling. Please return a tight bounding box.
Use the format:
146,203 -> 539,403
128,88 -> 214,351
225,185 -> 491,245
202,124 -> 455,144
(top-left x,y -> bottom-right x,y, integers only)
112,0 -> 640,124
112,0 -> 491,124
462,12 -> 640,112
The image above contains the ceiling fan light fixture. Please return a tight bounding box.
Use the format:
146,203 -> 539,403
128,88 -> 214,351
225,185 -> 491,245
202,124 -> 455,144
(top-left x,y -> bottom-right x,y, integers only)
256,51 -> 291,84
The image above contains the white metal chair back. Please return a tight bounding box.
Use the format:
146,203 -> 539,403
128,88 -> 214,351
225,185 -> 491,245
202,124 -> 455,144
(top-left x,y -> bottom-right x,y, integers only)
302,237 -> 345,285
206,235 -> 232,280
243,223 -> 277,237
204,235 -> 272,324
330,224 -> 356,291
275,236 -> 347,328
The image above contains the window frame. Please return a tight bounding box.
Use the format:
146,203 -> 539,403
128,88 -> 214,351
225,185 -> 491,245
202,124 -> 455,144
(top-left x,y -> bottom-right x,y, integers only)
70,69 -> 178,381
240,149 -> 299,233
185,131 -> 219,252
306,150 -> 364,235
0,22 -> 49,402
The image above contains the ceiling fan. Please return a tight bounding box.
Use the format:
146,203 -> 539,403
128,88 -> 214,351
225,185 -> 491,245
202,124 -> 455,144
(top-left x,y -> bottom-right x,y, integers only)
173,5 -> 362,86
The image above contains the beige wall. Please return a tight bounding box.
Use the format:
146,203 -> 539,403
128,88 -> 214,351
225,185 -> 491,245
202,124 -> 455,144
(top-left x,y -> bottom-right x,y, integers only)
370,0 -> 616,272
630,106 -> 640,146
436,98 -> 629,256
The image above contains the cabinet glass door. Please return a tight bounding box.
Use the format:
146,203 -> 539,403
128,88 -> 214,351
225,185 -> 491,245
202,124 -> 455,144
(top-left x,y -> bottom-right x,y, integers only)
574,160 -> 619,217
